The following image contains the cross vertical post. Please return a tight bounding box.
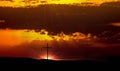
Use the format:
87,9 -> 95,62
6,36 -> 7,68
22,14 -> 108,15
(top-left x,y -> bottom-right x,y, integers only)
46,43 -> 48,60
44,43 -> 51,60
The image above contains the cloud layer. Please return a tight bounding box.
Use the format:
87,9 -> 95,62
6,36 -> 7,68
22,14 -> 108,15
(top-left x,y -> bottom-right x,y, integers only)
0,0 -> 119,7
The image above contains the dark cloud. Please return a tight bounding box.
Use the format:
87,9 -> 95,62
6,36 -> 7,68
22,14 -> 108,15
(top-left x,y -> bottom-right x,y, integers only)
0,4 -> 120,34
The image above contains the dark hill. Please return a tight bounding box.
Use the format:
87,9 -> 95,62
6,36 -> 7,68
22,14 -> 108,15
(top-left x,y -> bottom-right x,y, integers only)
0,57 -> 119,64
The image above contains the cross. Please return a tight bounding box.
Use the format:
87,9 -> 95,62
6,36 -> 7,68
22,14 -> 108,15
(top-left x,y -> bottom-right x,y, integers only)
44,43 -> 51,60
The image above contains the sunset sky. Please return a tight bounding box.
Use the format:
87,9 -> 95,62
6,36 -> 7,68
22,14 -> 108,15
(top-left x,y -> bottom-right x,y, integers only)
0,0 -> 120,60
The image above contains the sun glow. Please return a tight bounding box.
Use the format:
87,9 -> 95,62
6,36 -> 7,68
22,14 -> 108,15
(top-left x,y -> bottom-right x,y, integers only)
40,54 -> 56,60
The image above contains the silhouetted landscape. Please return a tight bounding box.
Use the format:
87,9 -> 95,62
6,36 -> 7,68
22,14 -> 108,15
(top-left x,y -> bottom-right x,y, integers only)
0,57 -> 120,64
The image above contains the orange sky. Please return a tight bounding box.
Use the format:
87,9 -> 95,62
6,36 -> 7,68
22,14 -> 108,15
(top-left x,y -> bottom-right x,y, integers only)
0,0 -> 119,7
0,29 -> 119,59
110,23 -> 120,27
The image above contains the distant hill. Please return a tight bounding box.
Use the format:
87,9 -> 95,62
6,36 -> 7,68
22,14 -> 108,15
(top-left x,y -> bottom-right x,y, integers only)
0,57 -> 119,64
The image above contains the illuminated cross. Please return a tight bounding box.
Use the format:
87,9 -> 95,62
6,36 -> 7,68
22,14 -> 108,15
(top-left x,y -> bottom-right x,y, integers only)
44,43 -> 51,60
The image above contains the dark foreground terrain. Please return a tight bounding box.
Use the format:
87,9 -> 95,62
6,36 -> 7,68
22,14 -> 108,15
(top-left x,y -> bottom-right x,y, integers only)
0,57 -> 120,65
0,57 -> 120,69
